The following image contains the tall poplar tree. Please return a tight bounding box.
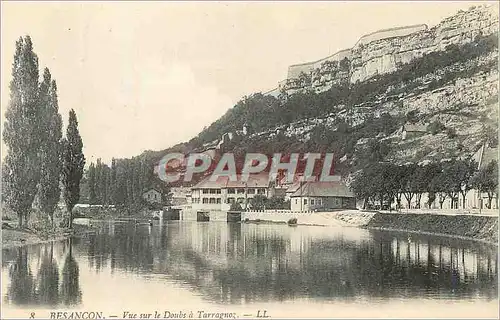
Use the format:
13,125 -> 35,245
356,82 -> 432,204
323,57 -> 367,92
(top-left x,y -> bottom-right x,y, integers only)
62,109 -> 85,228
38,69 -> 63,226
88,163 -> 96,205
3,36 -> 42,227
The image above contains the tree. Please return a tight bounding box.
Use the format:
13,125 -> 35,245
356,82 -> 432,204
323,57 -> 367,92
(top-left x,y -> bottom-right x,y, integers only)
456,159 -> 478,209
62,109 -> 85,228
87,163 -> 96,205
298,72 -> 311,87
425,162 -> 443,208
250,195 -> 268,210
38,71 -> 63,226
413,165 -> 435,209
402,164 -> 418,208
3,36 -> 42,227
351,166 -> 379,209
393,165 -> 409,210
267,196 -> 288,209
471,160 -> 498,209
109,158 -> 117,204
229,202 -> 243,211
339,57 -> 350,70
439,159 -> 476,209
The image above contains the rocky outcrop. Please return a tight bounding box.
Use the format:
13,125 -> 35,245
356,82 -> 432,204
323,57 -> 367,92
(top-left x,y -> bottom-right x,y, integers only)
192,4 -> 498,176
350,5 -> 498,84
276,5 -> 498,94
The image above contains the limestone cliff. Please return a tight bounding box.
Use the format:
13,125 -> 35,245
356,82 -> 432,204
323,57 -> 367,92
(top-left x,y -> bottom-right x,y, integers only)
173,4 -> 498,183
276,5 -> 498,94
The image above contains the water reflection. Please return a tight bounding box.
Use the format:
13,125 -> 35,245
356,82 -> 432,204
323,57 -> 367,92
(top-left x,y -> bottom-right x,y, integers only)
2,221 -> 498,308
3,239 -> 81,307
60,239 -> 82,306
36,243 -> 59,305
5,247 -> 35,305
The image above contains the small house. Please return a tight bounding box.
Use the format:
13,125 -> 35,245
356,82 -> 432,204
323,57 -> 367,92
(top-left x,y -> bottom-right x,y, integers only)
143,188 -> 163,204
290,181 -> 356,211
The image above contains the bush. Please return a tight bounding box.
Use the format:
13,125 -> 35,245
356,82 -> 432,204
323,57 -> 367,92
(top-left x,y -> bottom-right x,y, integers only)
1,205 -> 17,221
28,211 -> 56,240
427,121 -> 446,135
230,202 -> 243,211
287,218 -> 298,225
446,127 -> 457,139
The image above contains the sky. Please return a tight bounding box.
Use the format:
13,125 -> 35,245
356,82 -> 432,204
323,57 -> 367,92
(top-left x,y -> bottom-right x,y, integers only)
1,1 -> 493,164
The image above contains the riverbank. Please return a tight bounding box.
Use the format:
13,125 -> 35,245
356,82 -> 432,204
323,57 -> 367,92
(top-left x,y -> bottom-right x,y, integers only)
73,205 -> 162,220
241,210 -> 499,245
363,212 -> 498,245
2,223 -> 95,250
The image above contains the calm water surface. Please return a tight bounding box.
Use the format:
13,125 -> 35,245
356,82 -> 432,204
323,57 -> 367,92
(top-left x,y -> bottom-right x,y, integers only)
2,221 -> 498,311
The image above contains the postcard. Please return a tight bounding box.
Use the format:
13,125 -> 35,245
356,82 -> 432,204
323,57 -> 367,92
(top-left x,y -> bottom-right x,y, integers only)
1,1 -> 499,319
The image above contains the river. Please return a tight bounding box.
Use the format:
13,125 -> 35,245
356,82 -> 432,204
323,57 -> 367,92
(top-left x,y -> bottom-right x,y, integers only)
2,221 -> 498,318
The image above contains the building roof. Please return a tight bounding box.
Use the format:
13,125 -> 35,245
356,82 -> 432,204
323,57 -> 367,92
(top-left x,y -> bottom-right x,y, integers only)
278,172 -> 303,187
143,187 -> 162,194
289,181 -> 354,198
192,173 -> 271,189
286,182 -> 302,194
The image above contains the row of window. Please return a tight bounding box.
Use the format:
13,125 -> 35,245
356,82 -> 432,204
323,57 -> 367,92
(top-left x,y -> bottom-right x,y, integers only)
202,198 -> 222,204
202,189 -> 222,194
294,198 -> 323,205
192,197 -> 249,204
200,188 -> 267,195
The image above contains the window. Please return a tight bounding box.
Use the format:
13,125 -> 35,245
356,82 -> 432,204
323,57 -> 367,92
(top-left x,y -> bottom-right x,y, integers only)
202,198 -> 208,204
216,198 -> 221,204
304,199 -> 308,205
227,197 -> 235,204
237,188 -> 245,194
216,189 -> 221,194
210,189 -> 217,194
310,199 -> 315,205
247,188 -> 255,194
228,188 -> 235,194
317,198 -> 322,205
295,199 -> 298,204
209,198 -> 216,204
258,188 -> 266,194
203,189 -> 209,194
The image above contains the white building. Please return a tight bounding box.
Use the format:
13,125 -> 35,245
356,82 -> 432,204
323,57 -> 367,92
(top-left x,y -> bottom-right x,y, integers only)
170,186 -> 192,206
289,181 -> 356,211
191,173 -> 273,211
